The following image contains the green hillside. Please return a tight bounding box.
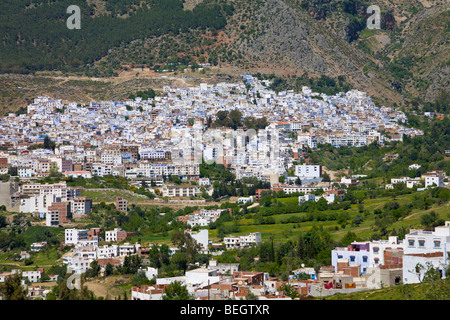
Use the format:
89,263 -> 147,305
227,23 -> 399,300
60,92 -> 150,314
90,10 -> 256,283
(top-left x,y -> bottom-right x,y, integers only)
0,0 -> 233,74
323,278 -> 450,300
0,0 -> 448,110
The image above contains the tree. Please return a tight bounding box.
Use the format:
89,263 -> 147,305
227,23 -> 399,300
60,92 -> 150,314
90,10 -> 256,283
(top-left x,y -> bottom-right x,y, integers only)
259,195 -> 272,207
245,291 -> 259,300
170,251 -> 189,272
162,281 -> 194,300
0,272 -> 28,300
352,214 -> 364,227
85,260 -> 101,278
0,215 -> 7,228
229,109 -> 242,129
411,262 -> 439,283
104,263 -> 114,277
121,255 -> 142,275
43,136 -> 56,151
279,283 -> 300,299
171,229 -> 201,263
420,211 -> 439,229
293,272 -> 310,281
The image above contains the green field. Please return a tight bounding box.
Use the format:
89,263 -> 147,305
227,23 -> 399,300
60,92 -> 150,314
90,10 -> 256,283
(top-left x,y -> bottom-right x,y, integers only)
80,189 -> 148,203
209,191 -> 450,244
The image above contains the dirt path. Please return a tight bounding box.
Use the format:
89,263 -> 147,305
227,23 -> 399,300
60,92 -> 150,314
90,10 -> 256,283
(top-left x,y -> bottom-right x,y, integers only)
404,202 -> 450,220
84,276 -> 130,299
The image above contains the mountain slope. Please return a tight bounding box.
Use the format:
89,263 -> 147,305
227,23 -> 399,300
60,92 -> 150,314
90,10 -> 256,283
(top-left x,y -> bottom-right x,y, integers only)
0,0 -> 448,109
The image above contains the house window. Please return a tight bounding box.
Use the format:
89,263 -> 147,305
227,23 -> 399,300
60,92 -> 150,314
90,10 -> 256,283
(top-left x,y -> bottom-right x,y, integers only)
373,247 -> 379,253
350,256 -> 355,262
434,241 -> 441,248
374,258 -> 379,264
408,239 -> 415,247
362,256 -> 368,263
418,240 -> 425,247
338,255 -> 343,259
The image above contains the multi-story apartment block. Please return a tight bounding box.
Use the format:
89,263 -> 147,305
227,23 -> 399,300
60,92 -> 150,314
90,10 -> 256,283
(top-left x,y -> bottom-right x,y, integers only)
97,245 -> 119,259
402,222 -> 450,284
294,164 -> 321,179
325,133 -> 367,148
70,196 -> 92,215
0,270 -> 42,283
105,227 -> 128,243
161,184 -> 200,197
332,237 -> 405,274
63,255 -> 93,274
297,133 -> 317,149
91,163 -> 114,177
17,166 -> 33,178
46,202 -> 71,227
224,232 -> 261,249
20,194 -> 56,217
139,149 -> 171,161
65,228 -> 89,245
424,171 -> 444,188
115,197 -> 128,212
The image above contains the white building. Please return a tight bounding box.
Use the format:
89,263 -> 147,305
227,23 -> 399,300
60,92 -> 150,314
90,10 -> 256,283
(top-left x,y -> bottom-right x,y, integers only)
198,178 -> 211,186
187,229 -> 209,252
408,164 -> 421,170
297,133 -> 317,149
294,164 -> 321,179
63,255 -> 93,274
131,285 -> 164,300
185,267 -> 221,291
331,237 -> 405,274
298,194 -> 315,204
118,242 -> 139,256
390,177 -> 422,189
64,171 -> 92,179
368,236 -> 405,268
424,173 -> 444,188
402,222 -> 450,284
237,196 -> 254,204
224,232 -> 261,249
0,270 -> 42,283
97,245 -> 119,259
65,229 -> 89,245
105,228 -> 122,242
20,194 -> 56,217
142,267 -> 158,280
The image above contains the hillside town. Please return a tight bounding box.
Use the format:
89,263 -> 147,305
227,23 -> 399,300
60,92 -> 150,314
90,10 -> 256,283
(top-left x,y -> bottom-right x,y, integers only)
0,75 -> 422,184
0,76 -> 448,301
1,221 -> 449,300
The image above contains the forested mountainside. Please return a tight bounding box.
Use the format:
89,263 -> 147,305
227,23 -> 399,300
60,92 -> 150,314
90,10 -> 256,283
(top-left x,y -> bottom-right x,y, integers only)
0,0 -> 448,109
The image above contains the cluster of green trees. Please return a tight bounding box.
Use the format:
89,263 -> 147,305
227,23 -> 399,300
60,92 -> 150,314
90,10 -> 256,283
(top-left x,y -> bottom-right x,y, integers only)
200,161 -> 235,183
421,90 -> 449,114
212,178 -> 271,199
208,110 -> 269,131
254,72 -> 353,96
300,0 -> 394,43
217,226 -> 335,279
309,118 -> 449,177
128,88 -> 157,101
371,188 -> 449,239
1,0 -> 234,74
0,223 -> 62,253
